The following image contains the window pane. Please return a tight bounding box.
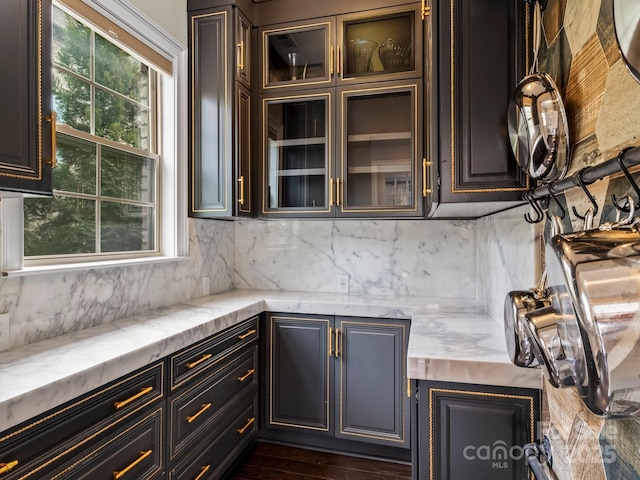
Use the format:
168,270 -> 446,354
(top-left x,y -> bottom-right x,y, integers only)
101,146 -> 155,202
53,70 -> 91,133
101,203 -> 155,252
95,88 -> 150,149
54,133 -> 97,194
95,33 -> 150,105
24,197 -> 96,256
52,6 -> 91,78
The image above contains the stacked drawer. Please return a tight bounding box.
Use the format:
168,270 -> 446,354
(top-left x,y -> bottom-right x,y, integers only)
167,316 -> 259,480
0,361 -> 165,480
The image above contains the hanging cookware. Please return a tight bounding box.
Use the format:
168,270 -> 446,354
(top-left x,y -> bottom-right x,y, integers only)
507,2 -> 570,182
546,202 -> 640,416
504,216 -> 564,369
524,305 -> 574,388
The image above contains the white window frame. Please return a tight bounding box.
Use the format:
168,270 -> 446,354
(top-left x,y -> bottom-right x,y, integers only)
1,0 -> 188,275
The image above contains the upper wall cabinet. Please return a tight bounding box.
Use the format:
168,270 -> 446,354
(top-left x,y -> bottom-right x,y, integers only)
427,0 -> 529,218
259,4 -> 423,92
0,0 -> 53,196
189,5 -> 254,218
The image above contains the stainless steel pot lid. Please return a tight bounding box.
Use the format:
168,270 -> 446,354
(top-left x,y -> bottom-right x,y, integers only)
508,72 -> 570,182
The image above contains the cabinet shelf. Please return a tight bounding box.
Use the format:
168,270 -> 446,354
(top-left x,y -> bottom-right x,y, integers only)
269,137 -> 327,147
277,168 -> 326,176
348,164 -> 411,174
347,132 -> 411,143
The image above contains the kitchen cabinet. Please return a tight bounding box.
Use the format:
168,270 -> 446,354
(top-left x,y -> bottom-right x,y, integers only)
0,0 -> 54,196
0,317 -> 259,480
415,380 -> 540,480
189,5 -> 254,218
261,313 -> 411,461
167,316 -> 259,480
426,0 -> 529,218
0,361 -> 165,480
258,3 -> 427,218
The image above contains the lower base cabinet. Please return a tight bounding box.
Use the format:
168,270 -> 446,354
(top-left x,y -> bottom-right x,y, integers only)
415,380 -> 540,480
260,313 -> 411,461
0,317 -> 260,480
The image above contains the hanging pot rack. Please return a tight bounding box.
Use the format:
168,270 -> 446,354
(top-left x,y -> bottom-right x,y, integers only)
523,145 -> 640,207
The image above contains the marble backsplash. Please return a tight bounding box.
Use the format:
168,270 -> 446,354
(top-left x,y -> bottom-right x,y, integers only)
0,218 -> 235,349
233,218 -> 477,298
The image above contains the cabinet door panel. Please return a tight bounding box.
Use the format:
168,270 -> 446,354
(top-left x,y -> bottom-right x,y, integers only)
236,84 -> 252,215
335,318 -> 409,447
436,0 -> 528,205
267,314 -> 332,432
418,381 -> 539,480
190,9 -> 233,217
0,0 -> 52,195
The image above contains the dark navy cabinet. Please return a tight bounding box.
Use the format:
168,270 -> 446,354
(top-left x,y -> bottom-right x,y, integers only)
261,313 -> 410,460
416,380 -> 540,480
0,0 -> 53,195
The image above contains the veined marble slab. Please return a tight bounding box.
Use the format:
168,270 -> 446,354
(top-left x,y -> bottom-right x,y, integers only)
0,290 -> 541,433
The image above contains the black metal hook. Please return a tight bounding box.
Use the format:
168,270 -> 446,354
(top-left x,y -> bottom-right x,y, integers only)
611,147 -> 640,212
571,167 -> 599,220
546,182 -> 566,219
523,190 -> 544,224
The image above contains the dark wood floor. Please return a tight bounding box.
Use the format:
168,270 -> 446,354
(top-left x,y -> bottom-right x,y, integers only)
230,442 -> 412,480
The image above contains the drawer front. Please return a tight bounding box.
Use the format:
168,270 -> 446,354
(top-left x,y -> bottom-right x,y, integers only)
170,317 -> 258,390
169,346 -> 258,460
49,406 -> 164,480
168,393 -> 258,480
0,361 -> 165,480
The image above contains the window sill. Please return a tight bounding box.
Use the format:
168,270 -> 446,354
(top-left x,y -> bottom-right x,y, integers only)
2,255 -> 191,277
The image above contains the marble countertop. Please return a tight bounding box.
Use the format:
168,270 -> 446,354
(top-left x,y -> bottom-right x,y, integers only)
0,289 -> 541,432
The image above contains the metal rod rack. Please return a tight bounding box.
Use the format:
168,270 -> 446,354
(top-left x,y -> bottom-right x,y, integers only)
527,145 -> 640,200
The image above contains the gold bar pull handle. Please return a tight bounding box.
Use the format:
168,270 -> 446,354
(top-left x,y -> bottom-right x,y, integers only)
335,328 -> 341,357
329,178 -> 335,206
0,460 -> 18,475
186,403 -> 212,424
329,46 -> 335,76
238,176 -> 245,205
186,353 -> 212,369
114,386 -> 153,410
336,178 -> 342,206
422,158 -> 432,197
237,417 -> 255,435
237,368 -> 256,382
328,326 -> 334,356
407,378 -> 411,398
113,450 -> 152,480
195,465 -> 211,480
44,111 -> 57,167
237,41 -> 244,70
336,46 -> 341,75
421,0 -> 430,19
238,329 -> 256,340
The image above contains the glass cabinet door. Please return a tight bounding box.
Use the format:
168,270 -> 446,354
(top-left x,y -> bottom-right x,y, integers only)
339,6 -> 420,82
339,84 -> 419,215
263,94 -> 331,214
262,21 -> 333,90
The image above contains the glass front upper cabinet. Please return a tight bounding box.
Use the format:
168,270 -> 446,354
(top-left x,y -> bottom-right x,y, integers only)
262,21 -> 333,90
338,6 -> 420,82
338,83 -> 421,216
261,5 -> 421,90
262,93 -> 331,215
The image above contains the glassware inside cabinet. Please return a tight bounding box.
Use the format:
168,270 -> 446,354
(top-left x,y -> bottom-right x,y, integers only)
342,10 -> 416,79
265,96 -> 330,211
343,88 -> 415,211
264,22 -> 331,88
